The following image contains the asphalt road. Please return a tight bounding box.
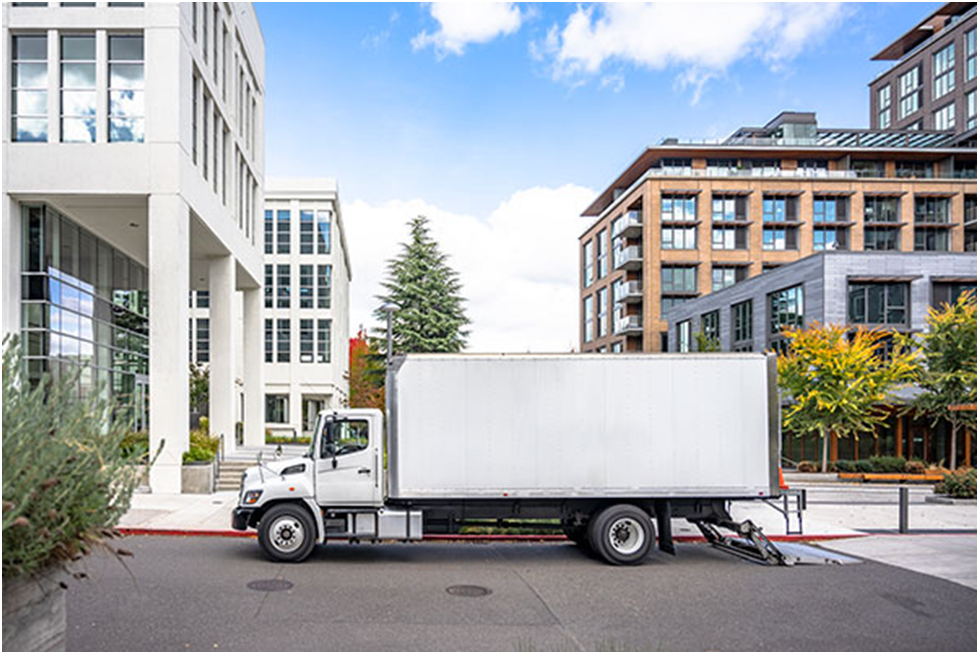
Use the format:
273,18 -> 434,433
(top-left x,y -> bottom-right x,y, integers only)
67,536 -> 977,652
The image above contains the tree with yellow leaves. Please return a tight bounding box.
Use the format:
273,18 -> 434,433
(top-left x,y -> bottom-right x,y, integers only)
777,323 -> 918,473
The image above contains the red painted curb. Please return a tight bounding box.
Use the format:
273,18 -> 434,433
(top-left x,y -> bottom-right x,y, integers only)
117,527 -> 869,543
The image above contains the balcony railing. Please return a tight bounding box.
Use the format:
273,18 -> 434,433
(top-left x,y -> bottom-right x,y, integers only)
614,314 -> 643,336
613,281 -> 643,304
612,210 -> 643,238
612,246 -> 643,271
645,167 -> 860,179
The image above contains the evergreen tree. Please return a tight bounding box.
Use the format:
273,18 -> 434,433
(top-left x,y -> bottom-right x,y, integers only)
375,216 -> 470,354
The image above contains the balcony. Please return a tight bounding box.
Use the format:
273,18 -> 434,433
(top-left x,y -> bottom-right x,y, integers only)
612,210 -> 643,238
614,314 -> 643,336
613,280 -> 643,304
612,246 -> 643,271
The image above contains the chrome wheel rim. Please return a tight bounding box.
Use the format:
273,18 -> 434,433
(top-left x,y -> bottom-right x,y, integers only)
607,517 -> 645,555
269,516 -> 305,553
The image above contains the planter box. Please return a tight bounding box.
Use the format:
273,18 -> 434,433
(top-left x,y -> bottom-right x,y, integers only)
838,472 -> 945,483
181,461 -> 215,494
2,567 -> 67,652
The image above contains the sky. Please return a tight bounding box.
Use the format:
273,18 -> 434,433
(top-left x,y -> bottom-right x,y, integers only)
254,2 -> 941,352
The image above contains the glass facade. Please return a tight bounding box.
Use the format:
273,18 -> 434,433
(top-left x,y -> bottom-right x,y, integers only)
21,204 -> 149,421
767,285 -> 804,354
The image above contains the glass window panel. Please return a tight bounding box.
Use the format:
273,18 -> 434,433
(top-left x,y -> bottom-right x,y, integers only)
14,62 -> 48,88
14,118 -> 48,142
61,35 -> 95,60
61,89 -> 96,115
109,89 -> 143,116
109,64 -> 144,89
15,35 -> 47,60
109,118 -> 144,142
62,62 -> 95,88
109,36 -> 144,61
12,90 -> 47,115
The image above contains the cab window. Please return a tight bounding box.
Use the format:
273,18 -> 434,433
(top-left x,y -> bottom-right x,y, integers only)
321,419 -> 369,458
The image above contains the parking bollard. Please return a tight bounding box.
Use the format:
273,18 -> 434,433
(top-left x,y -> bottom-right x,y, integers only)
898,486 -> 909,534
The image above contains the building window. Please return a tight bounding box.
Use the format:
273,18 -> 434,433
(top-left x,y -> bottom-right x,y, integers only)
195,318 -> 209,363
967,89 -> 976,130
914,197 -> 950,224
933,42 -> 955,100
12,35 -> 48,142
108,35 -> 144,142
596,230 -> 608,279
265,394 -> 289,424
813,226 -> 848,251
276,319 -> 290,363
661,266 -> 697,294
877,85 -> 891,129
317,210 -> 331,254
712,226 -> 746,250
264,319 -> 273,363
895,161 -> 933,179
597,287 -> 609,338
763,226 -> 797,250
768,285 -> 804,354
701,310 -> 719,344
276,209 -> 290,254
712,266 -> 746,291
317,319 -> 331,363
583,241 -> 594,287
967,28 -> 977,83
813,196 -> 847,223
914,197 -> 950,251
299,264 -> 314,309
264,210 -> 273,254
264,264 -> 273,308
60,34 -> 96,142
196,290 -> 209,308
611,341 -> 623,354
711,195 -> 747,222
848,283 -> 908,327
898,66 -> 921,119
864,196 -> 900,223
933,281 -> 977,308
660,195 -> 696,221
299,210 -> 314,254
933,102 -> 955,131
583,295 -> 594,343
317,264 -> 332,309
676,320 -> 691,353
276,264 -> 290,308
966,195 -> 977,253
732,300 -> 753,352
864,227 -> 901,251
299,319 -> 314,363
851,161 -> 885,178
661,225 -> 697,249
763,195 -> 796,222
661,297 -> 689,312
914,229 -> 950,252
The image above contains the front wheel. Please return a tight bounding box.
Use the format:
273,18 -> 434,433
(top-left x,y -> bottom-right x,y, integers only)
258,504 -> 317,563
587,504 -> 655,565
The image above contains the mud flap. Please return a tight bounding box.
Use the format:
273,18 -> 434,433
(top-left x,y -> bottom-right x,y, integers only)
654,500 -> 675,555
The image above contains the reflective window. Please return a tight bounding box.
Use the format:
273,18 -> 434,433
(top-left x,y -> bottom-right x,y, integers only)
317,264 -> 332,309
660,195 -> 696,221
264,210 -> 273,254
933,102 -> 955,131
322,419 -> 369,458
877,85 -> 891,129
299,264 -> 314,309
597,287 -> 608,338
276,210 -> 290,254
732,300 -> 753,351
265,394 -> 288,423
317,319 -> 331,363
661,266 -> 697,293
316,210 -> 331,254
61,34 -> 96,142
848,283 -> 908,326
108,35 -> 144,142
898,66 -> 921,119
768,285 -> 804,354
582,295 -> 594,342
12,35 -> 48,142
933,42 -> 955,99
276,318 -> 290,363
300,210 -> 314,254
276,264 -> 290,308
299,318 -> 314,363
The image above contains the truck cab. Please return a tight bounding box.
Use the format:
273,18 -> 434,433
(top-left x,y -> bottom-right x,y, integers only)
232,408 -> 388,561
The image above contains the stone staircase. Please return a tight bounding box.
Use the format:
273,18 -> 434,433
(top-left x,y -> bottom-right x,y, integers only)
215,459 -> 251,493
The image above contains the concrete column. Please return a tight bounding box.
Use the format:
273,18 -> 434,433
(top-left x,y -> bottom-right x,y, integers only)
241,286 -> 265,447
208,254 -> 235,452
148,194 -> 190,494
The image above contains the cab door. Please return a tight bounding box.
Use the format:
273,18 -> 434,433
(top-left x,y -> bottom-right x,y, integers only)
315,414 -> 380,506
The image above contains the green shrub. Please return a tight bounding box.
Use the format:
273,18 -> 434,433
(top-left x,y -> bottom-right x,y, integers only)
265,434 -> 312,445
2,340 -> 149,579
905,459 -> 927,475
833,460 -> 856,473
119,430 -> 149,461
189,428 -> 219,455
935,468 -> 977,499
182,445 -> 214,464
854,459 -> 874,474
868,456 -> 907,473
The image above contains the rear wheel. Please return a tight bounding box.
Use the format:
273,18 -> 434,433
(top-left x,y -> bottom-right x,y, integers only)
587,504 -> 654,566
258,504 -> 317,563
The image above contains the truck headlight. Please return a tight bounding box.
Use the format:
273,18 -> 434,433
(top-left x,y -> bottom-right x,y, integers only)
243,490 -> 263,505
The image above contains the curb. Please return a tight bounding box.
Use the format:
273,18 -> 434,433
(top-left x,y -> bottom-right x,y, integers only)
117,527 -> 867,543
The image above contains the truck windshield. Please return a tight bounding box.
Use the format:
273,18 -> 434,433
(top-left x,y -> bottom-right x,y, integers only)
321,419 -> 369,458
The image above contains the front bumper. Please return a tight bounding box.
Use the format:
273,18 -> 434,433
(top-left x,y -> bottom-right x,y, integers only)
231,508 -> 254,531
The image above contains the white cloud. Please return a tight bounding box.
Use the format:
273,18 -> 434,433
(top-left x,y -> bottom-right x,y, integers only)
536,2 -> 845,101
344,184 -> 596,353
412,2 -> 524,57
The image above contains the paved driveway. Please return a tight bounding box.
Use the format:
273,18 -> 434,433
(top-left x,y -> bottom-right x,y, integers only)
68,536 -> 976,651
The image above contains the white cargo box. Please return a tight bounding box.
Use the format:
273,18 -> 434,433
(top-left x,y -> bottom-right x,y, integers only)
386,354 -> 779,500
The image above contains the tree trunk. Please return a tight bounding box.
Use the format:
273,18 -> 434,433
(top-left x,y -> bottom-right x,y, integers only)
821,426 -> 830,474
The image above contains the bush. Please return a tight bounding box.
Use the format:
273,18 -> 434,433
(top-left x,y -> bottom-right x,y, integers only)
265,434 -> 312,445
120,430 -> 149,461
868,456 -> 907,473
182,446 -> 214,464
833,460 -> 856,473
935,468 -> 977,499
796,460 -> 819,473
854,459 -> 875,474
182,428 -> 219,464
905,459 -> 927,475
2,340 -> 147,579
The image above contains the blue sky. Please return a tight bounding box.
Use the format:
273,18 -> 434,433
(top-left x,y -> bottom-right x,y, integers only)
253,2 -> 941,351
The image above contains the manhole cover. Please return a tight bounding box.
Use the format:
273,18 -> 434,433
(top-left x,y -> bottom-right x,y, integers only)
446,584 -> 492,597
247,579 -> 293,592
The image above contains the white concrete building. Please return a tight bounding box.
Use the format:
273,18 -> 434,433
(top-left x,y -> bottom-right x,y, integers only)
188,178 -> 351,438
2,2 -> 266,492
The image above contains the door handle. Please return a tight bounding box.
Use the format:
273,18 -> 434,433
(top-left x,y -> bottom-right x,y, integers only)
357,467 -> 371,475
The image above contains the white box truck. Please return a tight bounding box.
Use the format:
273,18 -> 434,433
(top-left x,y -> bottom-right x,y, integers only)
232,353 -> 785,566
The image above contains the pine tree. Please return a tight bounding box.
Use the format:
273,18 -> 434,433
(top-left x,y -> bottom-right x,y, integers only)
375,216 -> 470,354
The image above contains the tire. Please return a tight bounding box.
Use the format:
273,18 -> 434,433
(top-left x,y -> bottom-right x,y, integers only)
587,504 -> 655,566
257,504 -> 317,563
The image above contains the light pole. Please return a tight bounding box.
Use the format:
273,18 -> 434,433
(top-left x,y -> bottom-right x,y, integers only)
381,302 -> 399,366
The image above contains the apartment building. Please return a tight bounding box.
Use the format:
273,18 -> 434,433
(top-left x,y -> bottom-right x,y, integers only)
578,111 -> 977,354
662,251 -> 977,467
189,179 -> 350,439
869,2 -> 976,139
2,2 -> 266,492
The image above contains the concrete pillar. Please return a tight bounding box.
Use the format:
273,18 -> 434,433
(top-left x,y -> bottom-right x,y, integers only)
148,194 -> 190,493
208,254 -> 236,452
242,286 -> 265,447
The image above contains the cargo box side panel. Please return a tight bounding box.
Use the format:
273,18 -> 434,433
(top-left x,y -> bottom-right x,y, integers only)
390,355 -> 771,499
